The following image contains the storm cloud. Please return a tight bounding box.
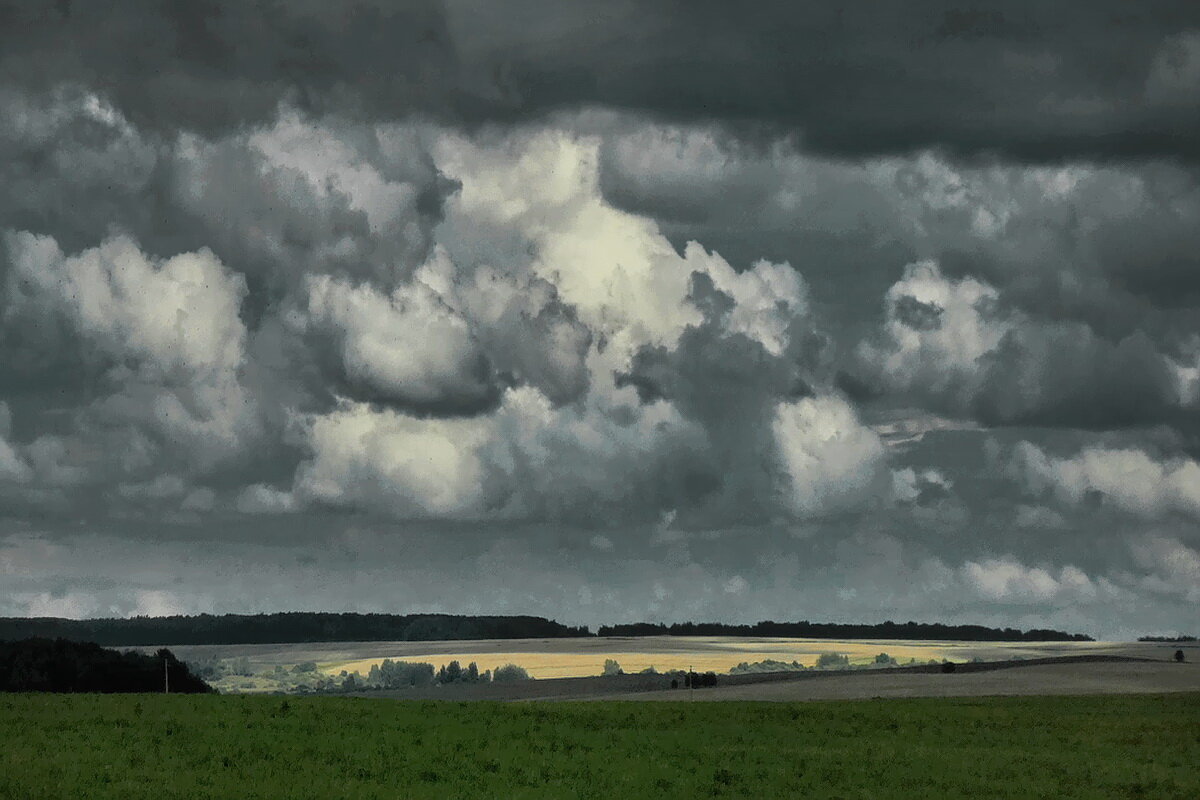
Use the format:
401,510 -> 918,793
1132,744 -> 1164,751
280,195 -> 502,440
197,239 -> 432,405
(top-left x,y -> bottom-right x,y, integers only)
6,1 -> 1200,162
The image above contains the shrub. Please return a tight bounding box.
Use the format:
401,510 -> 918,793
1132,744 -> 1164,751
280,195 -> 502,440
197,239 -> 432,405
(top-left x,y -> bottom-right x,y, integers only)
372,659 -> 434,688
186,657 -> 225,680
816,652 -> 850,670
227,657 -> 254,677
492,664 -> 531,682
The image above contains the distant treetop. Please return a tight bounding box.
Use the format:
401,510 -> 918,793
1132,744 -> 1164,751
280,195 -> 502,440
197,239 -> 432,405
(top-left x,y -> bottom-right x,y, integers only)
0,613 -> 1095,646
595,620 -> 1094,642
0,613 -> 590,647
0,638 -> 213,693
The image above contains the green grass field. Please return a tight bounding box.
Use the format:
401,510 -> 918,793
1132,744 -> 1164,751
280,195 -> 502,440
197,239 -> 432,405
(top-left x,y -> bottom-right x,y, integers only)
2,693 -> 1197,799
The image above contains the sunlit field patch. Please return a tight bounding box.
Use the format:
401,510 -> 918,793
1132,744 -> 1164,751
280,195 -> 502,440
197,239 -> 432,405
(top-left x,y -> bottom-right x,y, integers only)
321,638 -> 1115,679
326,648 -> 924,679
328,651 -> 783,679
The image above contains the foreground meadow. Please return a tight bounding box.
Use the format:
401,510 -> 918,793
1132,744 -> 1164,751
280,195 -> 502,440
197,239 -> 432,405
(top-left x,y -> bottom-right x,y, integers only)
2,693 -> 1197,799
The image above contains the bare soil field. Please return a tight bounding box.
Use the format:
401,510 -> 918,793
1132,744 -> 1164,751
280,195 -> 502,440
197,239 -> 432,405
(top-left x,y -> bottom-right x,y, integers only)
604,659 -> 1200,702
347,653 -> 1200,702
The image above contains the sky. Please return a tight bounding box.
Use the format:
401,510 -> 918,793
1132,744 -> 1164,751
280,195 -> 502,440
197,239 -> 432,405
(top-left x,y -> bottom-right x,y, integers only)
1,1 -> 1199,639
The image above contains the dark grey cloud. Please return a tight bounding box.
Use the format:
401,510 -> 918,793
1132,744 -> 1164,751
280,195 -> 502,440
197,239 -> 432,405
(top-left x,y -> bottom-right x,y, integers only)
4,434 -> 1198,638
594,126 -> 1200,439
973,327 -> 1180,428
617,271 -> 830,523
0,86 -> 163,252
446,0 -> 1200,162
4,1 -> 1200,162
0,0 -> 455,136
852,260 -> 1196,432
165,115 -> 458,299
597,126 -> 1200,327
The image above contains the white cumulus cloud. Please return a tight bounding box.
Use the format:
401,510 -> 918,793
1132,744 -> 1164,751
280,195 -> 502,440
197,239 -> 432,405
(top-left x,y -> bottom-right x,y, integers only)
773,395 -> 887,517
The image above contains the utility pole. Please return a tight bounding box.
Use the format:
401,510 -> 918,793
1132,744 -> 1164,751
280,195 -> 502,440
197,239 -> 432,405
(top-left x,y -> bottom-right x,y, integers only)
689,664 -> 693,702
164,654 -> 169,694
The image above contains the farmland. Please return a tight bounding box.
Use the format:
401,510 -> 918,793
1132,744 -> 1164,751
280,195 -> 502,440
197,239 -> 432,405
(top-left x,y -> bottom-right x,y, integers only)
2,692 -> 1197,799
134,635 -> 1159,693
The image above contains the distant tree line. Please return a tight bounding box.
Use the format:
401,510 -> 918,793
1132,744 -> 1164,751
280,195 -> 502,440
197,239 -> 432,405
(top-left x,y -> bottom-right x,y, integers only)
0,613 -> 590,646
0,638 -> 213,693
685,671 -> 719,687
596,620 -> 1094,642
730,658 -> 806,674
0,614 -> 1093,646
371,659 -> 436,688
1137,635 -> 1196,642
307,659 -> 532,694
183,651 -> 539,694
730,653 -> 906,674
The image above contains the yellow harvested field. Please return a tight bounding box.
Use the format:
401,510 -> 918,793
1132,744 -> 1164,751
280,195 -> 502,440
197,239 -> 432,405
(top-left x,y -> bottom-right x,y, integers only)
330,651 -> 801,679
322,638 -> 1116,679
146,636 -> 1131,686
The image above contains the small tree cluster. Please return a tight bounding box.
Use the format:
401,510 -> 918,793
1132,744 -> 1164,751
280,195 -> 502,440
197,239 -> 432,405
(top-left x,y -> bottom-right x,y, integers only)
435,660 -> 487,684
367,659 -> 436,688
492,663 -> 531,682
730,659 -> 805,674
186,657 -> 226,680
815,652 -> 850,670
227,656 -> 254,677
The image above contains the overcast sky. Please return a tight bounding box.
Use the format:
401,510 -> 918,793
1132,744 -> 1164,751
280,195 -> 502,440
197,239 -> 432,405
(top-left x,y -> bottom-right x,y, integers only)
2,1 -> 1199,638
